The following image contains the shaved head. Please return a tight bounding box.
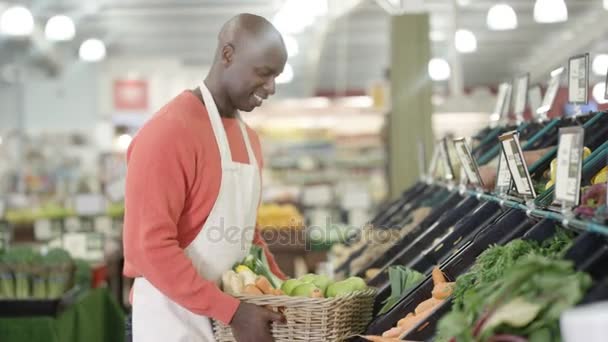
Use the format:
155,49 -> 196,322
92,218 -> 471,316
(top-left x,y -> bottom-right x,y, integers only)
204,14 -> 287,115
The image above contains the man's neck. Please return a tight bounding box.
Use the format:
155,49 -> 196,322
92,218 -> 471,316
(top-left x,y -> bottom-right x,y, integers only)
200,75 -> 237,119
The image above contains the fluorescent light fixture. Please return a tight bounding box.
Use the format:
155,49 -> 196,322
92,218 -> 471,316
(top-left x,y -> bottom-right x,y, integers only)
0,6 -> 34,37
276,63 -> 294,84
592,54 -> 608,76
534,0 -> 568,23
487,4 -> 518,30
428,58 -> 451,81
283,34 -> 299,58
455,29 -> 477,53
592,83 -> 607,104
45,15 -> 76,41
79,39 -> 106,62
604,0 -> 608,10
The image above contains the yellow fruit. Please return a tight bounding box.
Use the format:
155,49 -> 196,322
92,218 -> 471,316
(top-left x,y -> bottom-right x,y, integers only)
583,147 -> 592,159
591,166 -> 608,185
550,158 -> 557,182
545,179 -> 555,190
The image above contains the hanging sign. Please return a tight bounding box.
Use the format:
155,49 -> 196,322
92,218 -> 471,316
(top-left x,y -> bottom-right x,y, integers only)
537,67 -> 564,119
499,131 -> 537,198
554,127 -> 585,207
453,138 -> 484,187
568,54 -> 589,105
514,73 -> 530,122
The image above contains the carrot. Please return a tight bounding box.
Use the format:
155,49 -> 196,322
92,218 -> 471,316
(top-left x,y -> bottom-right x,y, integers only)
243,284 -> 263,295
432,267 -> 446,285
255,276 -> 274,295
359,335 -> 400,342
432,282 -> 455,300
414,297 -> 443,315
382,327 -> 405,338
397,313 -> 419,330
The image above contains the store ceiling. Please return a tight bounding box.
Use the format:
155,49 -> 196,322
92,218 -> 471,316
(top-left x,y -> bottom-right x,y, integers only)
1,0 -> 607,97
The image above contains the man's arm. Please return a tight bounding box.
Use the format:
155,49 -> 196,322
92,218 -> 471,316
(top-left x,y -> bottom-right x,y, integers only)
123,117 -> 239,324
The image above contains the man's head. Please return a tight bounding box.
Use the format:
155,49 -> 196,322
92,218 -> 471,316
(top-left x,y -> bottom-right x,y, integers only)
211,13 -> 287,112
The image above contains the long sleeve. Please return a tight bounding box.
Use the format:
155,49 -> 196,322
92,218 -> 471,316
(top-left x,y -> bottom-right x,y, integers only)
123,116 -> 240,324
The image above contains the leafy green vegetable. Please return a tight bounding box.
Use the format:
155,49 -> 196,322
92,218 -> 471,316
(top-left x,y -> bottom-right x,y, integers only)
240,246 -> 283,288
437,229 -> 579,342
378,266 -> 424,315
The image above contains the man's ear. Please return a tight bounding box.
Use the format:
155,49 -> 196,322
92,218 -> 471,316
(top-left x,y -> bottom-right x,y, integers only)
221,43 -> 235,66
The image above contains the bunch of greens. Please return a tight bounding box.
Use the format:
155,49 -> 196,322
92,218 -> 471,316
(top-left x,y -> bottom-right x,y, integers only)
437,230 -> 582,342
1,246 -> 41,299
240,245 -> 283,288
44,248 -> 74,298
378,266 -> 425,315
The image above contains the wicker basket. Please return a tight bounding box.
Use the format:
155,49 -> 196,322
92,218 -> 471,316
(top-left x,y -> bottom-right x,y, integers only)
214,288 -> 376,342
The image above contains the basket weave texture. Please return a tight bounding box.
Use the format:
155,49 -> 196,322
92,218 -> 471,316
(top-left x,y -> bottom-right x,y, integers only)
213,288 -> 376,342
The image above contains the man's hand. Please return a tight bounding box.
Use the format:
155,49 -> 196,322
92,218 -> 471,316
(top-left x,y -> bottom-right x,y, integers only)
230,302 -> 285,342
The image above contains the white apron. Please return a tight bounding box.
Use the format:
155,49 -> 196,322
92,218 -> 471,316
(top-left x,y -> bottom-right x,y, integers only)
132,83 -> 261,342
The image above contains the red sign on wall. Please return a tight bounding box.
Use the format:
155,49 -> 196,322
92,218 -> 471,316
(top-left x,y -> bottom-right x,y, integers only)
113,80 -> 148,111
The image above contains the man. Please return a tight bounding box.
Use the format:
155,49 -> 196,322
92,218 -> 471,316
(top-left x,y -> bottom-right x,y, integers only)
123,14 -> 288,342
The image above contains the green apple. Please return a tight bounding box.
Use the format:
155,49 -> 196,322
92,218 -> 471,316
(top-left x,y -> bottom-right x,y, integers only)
280,279 -> 301,295
291,283 -> 320,297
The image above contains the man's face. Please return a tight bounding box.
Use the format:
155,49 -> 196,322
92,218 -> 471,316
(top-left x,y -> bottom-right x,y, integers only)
223,38 -> 287,112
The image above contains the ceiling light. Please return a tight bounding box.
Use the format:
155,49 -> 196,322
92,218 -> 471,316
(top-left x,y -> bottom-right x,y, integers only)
455,29 -> 477,53
45,15 -> 75,41
79,39 -> 106,62
592,54 -> 608,76
0,6 -> 34,37
283,34 -> 299,57
604,0 -> 608,10
593,83 -> 607,104
272,0 -> 327,35
487,4 -> 518,30
457,0 -> 471,6
534,0 -> 568,23
276,63 -> 294,84
428,58 -> 451,81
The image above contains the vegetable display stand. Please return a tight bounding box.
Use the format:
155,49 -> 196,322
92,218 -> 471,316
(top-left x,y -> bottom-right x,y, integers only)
213,288 -> 376,342
0,286 -> 81,317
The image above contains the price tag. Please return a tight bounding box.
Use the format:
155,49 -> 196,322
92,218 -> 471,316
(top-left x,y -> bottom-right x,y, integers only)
427,145 -> 440,180
514,73 -> 530,122
495,151 -> 513,195
439,138 -> 455,181
63,232 -> 105,261
453,138 -> 484,187
528,85 -> 542,118
499,131 -> 536,198
34,219 -> 53,241
568,54 -> 589,105
502,83 -> 513,119
73,194 -> 107,217
301,185 -> 333,206
493,83 -> 511,120
554,127 -> 584,206
105,178 -> 125,202
605,69 -> 608,100
537,67 -> 564,118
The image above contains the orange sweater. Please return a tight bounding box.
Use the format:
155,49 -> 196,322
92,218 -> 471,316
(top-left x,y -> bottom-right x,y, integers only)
123,90 -> 285,325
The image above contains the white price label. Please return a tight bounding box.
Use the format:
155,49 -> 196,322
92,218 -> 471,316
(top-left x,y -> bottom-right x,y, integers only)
502,84 -> 513,119
495,151 -> 513,195
500,132 -> 536,198
427,145 -> 440,180
568,54 -> 589,104
554,127 -> 584,206
493,83 -> 511,119
63,232 -> 105,261
34,219 -> 53,241
74,194 -> 107,216
439,138 -> 455,181
537,67 -> 564,118
514,74 -> 530,122
528,86 -> 542,118
453,138 -> 483,186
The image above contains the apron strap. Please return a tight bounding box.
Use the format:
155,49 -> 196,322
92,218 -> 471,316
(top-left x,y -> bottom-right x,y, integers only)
237,114 -> 258,168
199,82 -> 233,164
